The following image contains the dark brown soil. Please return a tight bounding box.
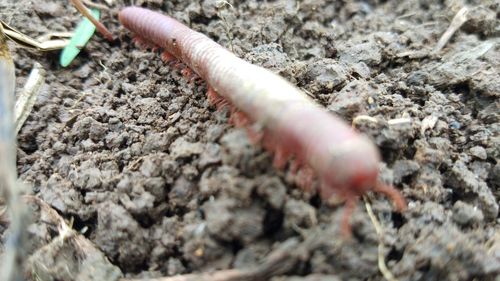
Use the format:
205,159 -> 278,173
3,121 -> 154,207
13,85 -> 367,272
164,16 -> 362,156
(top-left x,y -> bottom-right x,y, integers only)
1,0 -> 499,280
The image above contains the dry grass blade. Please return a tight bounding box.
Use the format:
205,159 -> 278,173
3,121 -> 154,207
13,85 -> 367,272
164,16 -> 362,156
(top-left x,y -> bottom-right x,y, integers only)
24,195 -> 123,280
15,62 -> 45,134
0,19 -> 69,51
36,31 -> 73,42
433,7 -> 469,54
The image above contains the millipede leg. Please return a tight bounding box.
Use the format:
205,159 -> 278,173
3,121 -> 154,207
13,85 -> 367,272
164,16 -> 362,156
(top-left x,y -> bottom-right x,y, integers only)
373,182 -> 407,212
341,196 -> 359,237
161,51 -> 176,63
245,126 -> 264,145
132,36 -> 157,50
296,166 -> 315,193
229,110 -> 251,128
289,159 -> 302,174
207,87 -> 229,110
272,146 -> 291,170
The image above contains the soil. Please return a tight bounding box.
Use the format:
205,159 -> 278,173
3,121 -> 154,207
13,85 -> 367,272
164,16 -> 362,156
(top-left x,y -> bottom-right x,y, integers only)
1,0 -> 499,280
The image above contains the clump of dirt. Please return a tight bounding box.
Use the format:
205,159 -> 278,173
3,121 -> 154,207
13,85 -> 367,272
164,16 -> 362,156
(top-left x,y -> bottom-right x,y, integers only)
0,0 -> 499,281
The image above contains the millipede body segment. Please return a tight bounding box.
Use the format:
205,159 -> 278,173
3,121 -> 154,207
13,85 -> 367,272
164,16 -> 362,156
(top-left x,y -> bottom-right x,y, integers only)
118,7 -> 406,234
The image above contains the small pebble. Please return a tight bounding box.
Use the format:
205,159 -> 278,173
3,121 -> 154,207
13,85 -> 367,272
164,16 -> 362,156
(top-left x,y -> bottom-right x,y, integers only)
469,146 -> 487,160
452,201 -> 484,226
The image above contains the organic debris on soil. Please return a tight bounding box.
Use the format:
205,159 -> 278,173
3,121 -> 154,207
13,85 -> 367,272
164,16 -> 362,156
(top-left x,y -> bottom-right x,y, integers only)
1,0 -> 499,281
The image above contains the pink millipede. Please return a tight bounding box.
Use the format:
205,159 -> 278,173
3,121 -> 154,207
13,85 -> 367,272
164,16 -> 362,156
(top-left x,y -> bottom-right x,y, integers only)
118,7 -> 406,235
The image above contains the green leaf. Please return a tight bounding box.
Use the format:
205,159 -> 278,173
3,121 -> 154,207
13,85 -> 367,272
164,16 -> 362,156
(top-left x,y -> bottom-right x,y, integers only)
60,9 -> 100,67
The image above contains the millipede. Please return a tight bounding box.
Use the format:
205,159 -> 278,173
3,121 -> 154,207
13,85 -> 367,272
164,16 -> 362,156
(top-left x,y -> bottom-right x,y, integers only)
118,6 -> 406,235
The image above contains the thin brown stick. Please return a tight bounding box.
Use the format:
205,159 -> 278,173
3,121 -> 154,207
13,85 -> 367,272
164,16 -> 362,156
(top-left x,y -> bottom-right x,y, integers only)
121,270 -> 251,281
70,0 -> 114,42
121,238 -> 304,281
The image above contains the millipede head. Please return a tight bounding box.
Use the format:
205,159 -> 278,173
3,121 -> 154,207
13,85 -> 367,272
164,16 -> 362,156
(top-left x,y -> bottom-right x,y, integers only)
337,182 -> 406,237
313,136 -> 406,237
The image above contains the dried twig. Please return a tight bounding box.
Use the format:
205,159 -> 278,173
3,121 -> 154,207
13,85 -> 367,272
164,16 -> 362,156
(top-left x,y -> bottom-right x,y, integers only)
0,23 -> 29,281
432,7 -> 469,54
15,62 -> 45,134
352,115 -> 379,126
387,118 -> 412,126
352,115 -> 413,127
